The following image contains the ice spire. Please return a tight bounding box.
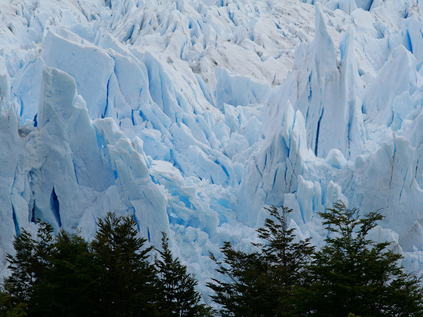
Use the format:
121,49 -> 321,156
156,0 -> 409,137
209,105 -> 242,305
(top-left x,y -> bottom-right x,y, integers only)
0,57 -> 10,112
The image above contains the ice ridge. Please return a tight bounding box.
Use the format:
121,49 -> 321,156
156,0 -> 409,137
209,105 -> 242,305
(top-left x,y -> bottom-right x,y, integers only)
2,0 -> 423,295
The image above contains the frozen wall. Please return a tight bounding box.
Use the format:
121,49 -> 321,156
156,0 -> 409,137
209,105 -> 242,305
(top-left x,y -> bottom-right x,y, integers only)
1,0 -> 423,295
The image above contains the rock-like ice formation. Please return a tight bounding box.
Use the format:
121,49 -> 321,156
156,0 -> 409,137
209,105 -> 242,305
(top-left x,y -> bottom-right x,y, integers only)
2,0 -> 423,296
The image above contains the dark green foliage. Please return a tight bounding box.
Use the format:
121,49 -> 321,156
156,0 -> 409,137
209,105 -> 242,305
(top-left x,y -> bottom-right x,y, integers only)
30,230 -> 99,317
2,213 -> 211,317
155,232 -> 212,317
5,222 -> 54,312
0,285 -> 26,317
303,201 -> 423,317
208,244 -> 273,317
208,206 -> 314,317
4,202 -> 423,317
90,212 -> 159,317
4,222 -> 99,317
254,206 -> 315,316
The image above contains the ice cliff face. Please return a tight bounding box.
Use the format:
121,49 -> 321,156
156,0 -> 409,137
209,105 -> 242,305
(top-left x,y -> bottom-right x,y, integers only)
2,0 -> 423,297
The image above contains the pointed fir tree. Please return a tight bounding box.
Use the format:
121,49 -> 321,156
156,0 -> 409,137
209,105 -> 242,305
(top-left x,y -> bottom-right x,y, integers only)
29,230 -> 98,317
253,206 -> 315,316
208,206 -> 314,317
302,201 -> 423,317
155,232 -> 212,317
4,221 -> 54,314
4,221 -> 100,317
208,243 -> 271,317
90,212 -> 159,317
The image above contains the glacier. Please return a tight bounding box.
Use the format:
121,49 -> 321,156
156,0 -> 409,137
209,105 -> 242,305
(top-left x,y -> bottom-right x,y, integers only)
2,0 -> 423,300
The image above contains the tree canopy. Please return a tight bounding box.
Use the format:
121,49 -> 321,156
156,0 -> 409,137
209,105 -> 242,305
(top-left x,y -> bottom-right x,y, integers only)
302,201 -> 423,317
90,212 -> 158,317
208,206 -> 314,317
2,213 -> 208,317
208,202 -> 423,317
3,202 -> 423,317
155,232 -> 212,317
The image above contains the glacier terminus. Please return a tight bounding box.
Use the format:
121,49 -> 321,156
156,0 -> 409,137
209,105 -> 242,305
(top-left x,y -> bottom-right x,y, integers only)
1,0 -> 423,300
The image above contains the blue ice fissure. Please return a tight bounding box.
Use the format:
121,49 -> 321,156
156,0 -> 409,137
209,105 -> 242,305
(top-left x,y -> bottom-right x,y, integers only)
50,187 -> 62,228
214,159 -> 230,178
405,30 -> 413,54
308,74 -> 313,102
123,24 -> 135,42
129,207 -> 141,232
30,200 -> 36,223
131,110 -> 136,125
255,162 -> 263,178
73,161 -> 79,185
150,174 -> 159,184
366,0 -> 374,11
102,75 -> 112,118
315,107 -> 324,156
272,166 -> 279,190
11,203 -> 20,237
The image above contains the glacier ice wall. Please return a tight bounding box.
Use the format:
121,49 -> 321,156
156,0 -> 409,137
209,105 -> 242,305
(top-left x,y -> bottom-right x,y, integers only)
2,0 -> 423,297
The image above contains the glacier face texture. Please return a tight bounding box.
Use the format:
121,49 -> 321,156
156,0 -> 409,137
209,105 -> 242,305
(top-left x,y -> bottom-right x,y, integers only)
3,0 -> 423,297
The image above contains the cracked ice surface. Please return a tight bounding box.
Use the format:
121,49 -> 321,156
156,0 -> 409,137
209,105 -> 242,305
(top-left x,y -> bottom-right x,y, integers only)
2,0 -> 423,299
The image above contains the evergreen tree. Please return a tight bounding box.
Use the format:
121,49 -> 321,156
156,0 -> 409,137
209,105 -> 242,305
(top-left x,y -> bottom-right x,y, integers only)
30,230 -> 98,317
0,285 -> 26,317
208,206 -> 314,317
155,232 -> 212,317
90,212 -> 159,317
208,244 -> 272,317
254,206 -> 315,316
4,222 -> 54,313
4,222 -> 99,317
302,201 -> 423,317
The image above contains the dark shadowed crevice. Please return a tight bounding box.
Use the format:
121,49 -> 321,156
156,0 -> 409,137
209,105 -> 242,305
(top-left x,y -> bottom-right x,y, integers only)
50,187 -> 62,227
315,108 -> 324,156
11,203 -> 20,237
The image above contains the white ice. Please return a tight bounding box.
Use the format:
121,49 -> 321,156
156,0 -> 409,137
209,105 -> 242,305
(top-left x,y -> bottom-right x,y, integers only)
1,0 -> 423,299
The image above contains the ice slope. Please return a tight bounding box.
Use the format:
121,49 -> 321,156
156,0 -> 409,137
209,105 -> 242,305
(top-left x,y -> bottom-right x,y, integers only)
2,0 -> 423,298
